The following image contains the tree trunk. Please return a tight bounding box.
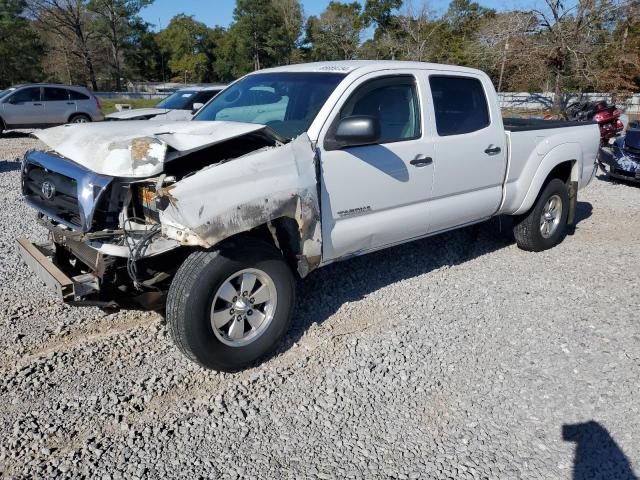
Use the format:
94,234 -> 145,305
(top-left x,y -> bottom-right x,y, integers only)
552,69 -> 562,114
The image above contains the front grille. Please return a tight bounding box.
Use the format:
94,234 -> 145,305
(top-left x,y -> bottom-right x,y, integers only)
24,165 -> 81,226
21,150 -> 112,232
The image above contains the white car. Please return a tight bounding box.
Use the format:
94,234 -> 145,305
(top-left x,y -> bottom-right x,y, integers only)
105,84 -> 225,121
18,61 -> 599,371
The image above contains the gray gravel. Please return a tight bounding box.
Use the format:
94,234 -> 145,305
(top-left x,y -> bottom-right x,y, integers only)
1,130 -> 639,479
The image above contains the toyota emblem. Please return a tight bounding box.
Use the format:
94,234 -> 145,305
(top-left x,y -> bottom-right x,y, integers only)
41,181 -> 56,200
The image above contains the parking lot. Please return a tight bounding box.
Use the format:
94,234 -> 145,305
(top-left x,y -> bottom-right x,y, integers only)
1,131 -> 639,479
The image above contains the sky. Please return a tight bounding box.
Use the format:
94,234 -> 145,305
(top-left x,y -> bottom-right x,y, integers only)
139,0 -> 527,31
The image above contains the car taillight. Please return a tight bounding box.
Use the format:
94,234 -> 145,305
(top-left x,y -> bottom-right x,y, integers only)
94,95 -> 102,110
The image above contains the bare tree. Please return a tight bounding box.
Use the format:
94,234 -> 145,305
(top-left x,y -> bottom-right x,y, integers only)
473,11 -> 536,92
394,0 -> 442,62
27,0 -> 99,90
530,0 -> 625,111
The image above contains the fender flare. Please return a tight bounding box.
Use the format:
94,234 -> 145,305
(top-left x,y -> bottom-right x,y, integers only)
513,143 -> 582,215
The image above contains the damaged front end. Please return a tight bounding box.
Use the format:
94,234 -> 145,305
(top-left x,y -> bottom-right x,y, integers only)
18,121 -> 323,308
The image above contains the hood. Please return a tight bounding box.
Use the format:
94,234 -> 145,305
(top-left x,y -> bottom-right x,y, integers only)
34,120 -> 271,178
105,107 -> 170,120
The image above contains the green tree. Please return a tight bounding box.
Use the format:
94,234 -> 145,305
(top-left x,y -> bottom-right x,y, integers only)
156,14 -> 219,83
0,0 -> 44,87
305,1 -> 364,61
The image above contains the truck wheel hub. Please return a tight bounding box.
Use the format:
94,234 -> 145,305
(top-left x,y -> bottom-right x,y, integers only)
540,194 -> 562,238
210,268 -> 278,347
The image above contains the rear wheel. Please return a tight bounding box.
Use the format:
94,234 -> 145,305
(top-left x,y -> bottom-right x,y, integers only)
513,178 -> 569,252
166,238 -> 296,371
69,114 -> 91,124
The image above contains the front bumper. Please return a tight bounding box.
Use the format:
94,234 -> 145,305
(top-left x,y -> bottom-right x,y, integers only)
16,237 -> 100,304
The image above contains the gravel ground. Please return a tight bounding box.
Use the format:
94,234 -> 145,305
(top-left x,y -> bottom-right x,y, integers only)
1,130 -> 639,479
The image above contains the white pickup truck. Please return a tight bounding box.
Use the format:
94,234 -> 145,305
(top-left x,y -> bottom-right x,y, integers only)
18,61 -> 599,371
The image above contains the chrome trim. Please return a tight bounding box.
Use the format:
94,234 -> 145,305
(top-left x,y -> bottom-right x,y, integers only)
22,150 -> 112,232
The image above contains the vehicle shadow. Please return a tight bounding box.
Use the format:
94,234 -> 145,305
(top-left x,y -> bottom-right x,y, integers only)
563,421 -> 638,480
596,172 -> 640,188
279,202 -> 593,351
0,161 -> 21,173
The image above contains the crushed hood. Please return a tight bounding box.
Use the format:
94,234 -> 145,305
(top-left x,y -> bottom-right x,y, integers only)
105,107 -> 170,120
34,120 -> 271,178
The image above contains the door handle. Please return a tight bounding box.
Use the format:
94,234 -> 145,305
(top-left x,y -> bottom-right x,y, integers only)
33,103 -> 42,106
484,145 -> 501,155
66,102 -> 75,105
410,156 -> 433,167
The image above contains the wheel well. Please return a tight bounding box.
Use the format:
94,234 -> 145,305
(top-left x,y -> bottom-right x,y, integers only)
221,217 -> 305,277
0,116 -> 5,130
547,160 -> 575,185
68,112 -> 89,122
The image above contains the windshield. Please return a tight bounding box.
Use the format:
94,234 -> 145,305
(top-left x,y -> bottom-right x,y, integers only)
156,90 -> 199,110
0,89 -> 13,99
194,72 -> 346,139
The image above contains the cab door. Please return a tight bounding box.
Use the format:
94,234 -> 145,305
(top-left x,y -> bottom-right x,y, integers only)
3,87 -> 44,126
318,72 -> 435,261
423,73 -> 508,233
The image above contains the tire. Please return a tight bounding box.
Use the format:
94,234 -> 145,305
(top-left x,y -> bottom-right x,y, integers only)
166,237 -> 296,371
513,178 -> 570,252
69,113 -> 91,124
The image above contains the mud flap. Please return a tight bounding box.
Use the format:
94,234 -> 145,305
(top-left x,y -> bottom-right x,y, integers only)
567,181 -> 578,225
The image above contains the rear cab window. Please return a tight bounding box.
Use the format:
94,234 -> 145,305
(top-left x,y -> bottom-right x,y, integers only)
429,76 -> 490,136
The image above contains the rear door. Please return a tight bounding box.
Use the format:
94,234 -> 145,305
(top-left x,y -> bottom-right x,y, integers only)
424,73 -> 507,233
318,72 -> 435,261
42,87 -> 74,124
3,87 -> 44,126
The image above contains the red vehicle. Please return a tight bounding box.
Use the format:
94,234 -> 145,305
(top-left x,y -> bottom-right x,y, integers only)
564,100 -> 624,144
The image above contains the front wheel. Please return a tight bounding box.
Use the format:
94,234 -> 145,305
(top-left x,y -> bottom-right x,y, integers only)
513,178 -> 570,252
166,238 -> 296,371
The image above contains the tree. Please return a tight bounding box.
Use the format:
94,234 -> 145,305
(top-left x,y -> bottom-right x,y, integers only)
305,1 -> 364,60
0,0 -> 44,87
26,0 -> 100,90
530,0 -> 624,111
155,14 -> 217,83
88,0 -> 152,90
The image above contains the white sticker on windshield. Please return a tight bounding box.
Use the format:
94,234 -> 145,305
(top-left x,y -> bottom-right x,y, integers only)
181,93 -> 193,98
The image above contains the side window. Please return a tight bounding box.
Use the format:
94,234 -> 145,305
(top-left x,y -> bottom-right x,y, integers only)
339,76 -> 420,143
9,87 -> 41,103
429,76 -> 490,136
68,90 -> 89,100
43,87 -> 69,101
196,91 -> 218,105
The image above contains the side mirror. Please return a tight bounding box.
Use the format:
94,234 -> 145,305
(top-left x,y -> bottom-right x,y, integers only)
329,115 -> 381,149
192,102 -> 204,113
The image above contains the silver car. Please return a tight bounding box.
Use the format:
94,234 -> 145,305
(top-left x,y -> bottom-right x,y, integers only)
0,84 -> 104,134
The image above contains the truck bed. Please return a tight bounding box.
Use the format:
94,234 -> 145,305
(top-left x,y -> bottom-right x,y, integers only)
503,117 -> 596,132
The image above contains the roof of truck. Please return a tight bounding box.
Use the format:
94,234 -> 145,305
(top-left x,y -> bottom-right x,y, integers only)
258,60 -> 483,76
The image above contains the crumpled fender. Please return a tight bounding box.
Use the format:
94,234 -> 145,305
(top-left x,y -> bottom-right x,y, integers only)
158,133 -> 322,276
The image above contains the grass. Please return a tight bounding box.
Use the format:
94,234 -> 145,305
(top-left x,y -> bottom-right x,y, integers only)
99,98 -> 159,115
